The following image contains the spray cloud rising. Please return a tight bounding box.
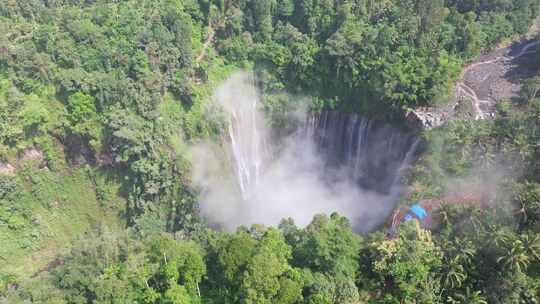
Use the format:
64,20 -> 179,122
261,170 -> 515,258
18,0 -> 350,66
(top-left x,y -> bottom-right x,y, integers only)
190,72 -> 417,231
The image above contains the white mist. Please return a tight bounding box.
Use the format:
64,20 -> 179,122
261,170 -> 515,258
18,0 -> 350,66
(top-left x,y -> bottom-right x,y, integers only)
190,72 -> 417,232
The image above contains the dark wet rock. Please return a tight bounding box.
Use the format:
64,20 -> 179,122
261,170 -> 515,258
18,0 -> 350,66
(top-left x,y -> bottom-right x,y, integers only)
96,150 -> 114,166
61,134 -> 95,166
306,111 -> 419,194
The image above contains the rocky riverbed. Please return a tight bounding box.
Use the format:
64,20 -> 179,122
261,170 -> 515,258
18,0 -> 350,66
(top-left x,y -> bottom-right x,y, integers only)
408,23 -> 540,129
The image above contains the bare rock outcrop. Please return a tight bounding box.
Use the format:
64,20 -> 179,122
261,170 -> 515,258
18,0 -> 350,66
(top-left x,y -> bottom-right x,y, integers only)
409,37 -> 540,130
406,102 -> 459,130
18,148 -> 47,169
19,148 -> 44,162
0,162 -> 15,175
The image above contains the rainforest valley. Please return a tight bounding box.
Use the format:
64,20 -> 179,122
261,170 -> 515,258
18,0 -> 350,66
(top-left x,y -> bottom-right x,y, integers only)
2,1 -> 540,303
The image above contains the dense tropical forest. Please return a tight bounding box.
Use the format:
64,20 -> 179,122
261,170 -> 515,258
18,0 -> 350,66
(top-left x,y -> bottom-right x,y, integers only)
2,0 -> 540,303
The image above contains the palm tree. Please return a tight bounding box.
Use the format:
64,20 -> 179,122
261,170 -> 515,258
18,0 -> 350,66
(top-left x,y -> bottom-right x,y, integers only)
515,198 -> 528,229
442,238 -> 475,289
443,258 -> 467,289
490,226 -> 512,248
521,233 -> 540,261
447,287 -> 487,304
497,238 -> 530,273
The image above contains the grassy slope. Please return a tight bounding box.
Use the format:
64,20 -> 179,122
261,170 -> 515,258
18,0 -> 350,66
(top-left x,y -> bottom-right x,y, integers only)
0,11 -> 243,280
0,157 -> 126,278
0,55 -> 240,282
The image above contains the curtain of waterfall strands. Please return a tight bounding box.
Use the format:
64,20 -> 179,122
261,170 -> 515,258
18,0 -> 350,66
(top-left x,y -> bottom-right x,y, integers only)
208,73 -> 420,231
304,111 -> 419,194
225,105 -> 420,198
218,75 -> 419,198
219,73 -> 269,199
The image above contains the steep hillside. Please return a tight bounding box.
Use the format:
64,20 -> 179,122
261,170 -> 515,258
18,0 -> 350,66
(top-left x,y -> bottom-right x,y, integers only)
2,1 -> 540,303
409,19 -> 540,128
0,161 -> 126,277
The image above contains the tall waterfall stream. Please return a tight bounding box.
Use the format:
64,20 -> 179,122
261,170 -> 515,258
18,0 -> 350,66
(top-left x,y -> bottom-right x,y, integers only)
191,73 -> 419,232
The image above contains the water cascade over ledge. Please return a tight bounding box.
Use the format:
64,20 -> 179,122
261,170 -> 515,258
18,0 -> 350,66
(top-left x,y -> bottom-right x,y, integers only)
222,73 -> 267,199
192,73 -> 420,231
305,111 -> 420,194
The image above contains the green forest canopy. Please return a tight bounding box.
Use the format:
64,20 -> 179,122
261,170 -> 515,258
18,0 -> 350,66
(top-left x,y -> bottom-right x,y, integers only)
1,0 -> 540,303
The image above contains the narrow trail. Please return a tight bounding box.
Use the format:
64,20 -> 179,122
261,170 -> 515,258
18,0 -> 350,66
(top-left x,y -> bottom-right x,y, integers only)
457,82 -> 491,119
456,39 -> 540,120
196,27 -> 215,64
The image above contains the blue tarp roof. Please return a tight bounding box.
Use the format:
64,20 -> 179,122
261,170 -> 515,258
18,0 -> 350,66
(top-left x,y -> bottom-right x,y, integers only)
409,203 -> 427,220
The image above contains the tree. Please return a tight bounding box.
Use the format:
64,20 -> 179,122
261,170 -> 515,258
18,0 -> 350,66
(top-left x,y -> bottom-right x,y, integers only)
371,221 -> 443,302
146,236 -> 206,298
514,182 -> 540,231
52,228 -> 136,303
440,237 -> 476,290
239,228 -> 301,304
206,227 -> 302,304
294,213 -> 361,279
447,287 -> 488,304
277,0 -> 294,18
521,76 -> 540,104
250,0 -> 274,40
301,270 -> 335,304
214,231 -> 258,296
66,91 -> 99,135
293,213 -> 361,303
162,284 -> 193,304
521,233 -> 540,261
496,234 -> 531,273
416,0 -> 447,36
19,94 -> 49,135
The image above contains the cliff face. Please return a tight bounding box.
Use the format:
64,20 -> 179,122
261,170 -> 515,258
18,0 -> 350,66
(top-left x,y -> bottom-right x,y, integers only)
408,33 -> 540,130
406,103 -> 459,130
306,111 -> 418,194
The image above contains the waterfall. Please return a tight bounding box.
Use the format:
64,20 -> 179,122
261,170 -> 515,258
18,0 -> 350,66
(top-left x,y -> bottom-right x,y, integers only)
305,111 -> 419,194
216,73 -> 268,199
224,105 -> 419,197
202,72 -> 420,230
391,138 -> 420,189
